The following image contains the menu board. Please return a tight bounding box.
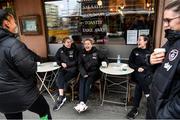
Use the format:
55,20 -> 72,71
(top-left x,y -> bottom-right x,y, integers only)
126,30 -> 138,44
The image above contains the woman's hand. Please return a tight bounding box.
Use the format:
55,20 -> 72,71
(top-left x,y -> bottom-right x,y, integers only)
150,52 -> 165,65
61,63 -> 67,68
138,67 -> 144,72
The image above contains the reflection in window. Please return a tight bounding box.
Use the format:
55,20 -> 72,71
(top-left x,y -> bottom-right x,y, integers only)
44,0 -> 155,44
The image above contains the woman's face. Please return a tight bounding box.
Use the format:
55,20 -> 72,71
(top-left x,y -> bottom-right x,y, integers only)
63,39 -> 72,48
137,36 -> 147,49
83,40 -> 93,51
163,9 -> 180,31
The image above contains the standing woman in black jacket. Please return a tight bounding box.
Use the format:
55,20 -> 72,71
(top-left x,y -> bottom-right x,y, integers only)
74,38 -> 108,113
53,37 -> 79,111
0,10 -> 51,119
147,0 -> 180,118
127,35 -> 152,119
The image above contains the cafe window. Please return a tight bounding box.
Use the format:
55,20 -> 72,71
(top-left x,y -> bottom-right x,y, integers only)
44,0 -> 155,44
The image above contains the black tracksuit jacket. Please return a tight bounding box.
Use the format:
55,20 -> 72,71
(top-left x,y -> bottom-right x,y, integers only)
78,47 -> 108,78
55,44 -> 78,73
0,28 -> 39,113
128,47 -> 152,84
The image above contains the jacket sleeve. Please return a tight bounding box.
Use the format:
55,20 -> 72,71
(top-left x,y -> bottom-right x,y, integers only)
10,41 -> 37,78
55,48 -> 62,66
78,54 -> 87,77
27,48 -> 41,62
84,50 -> 108,70
128,49 -> 138,70
67,50 -> 78,68
67,60 -> 76,68
98,50 -> 109,64
157,94 -> 180,118
84,59 -> 97,70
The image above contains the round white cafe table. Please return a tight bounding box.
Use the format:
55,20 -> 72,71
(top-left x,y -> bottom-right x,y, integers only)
36,62 -> 60,102
100,63 -> 134,75
100,63 -> 134,110
37,62 -> 60,73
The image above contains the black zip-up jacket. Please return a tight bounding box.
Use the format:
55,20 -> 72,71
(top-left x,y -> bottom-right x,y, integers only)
55,44 -> 78,73
78,47 -> 108,77
129,47 -> 152,83
147,32 -> 180,119
0,28 -> 39,113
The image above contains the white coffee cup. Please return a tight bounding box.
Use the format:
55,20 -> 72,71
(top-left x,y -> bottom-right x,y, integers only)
53,62 -> 58,67
120,64 -> 128,71
101,61 -> 107,68
37,62 -> 41,66
154,48 -> 166,53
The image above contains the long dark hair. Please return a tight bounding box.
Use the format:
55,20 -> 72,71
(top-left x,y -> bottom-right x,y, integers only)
139,34 -> 151,50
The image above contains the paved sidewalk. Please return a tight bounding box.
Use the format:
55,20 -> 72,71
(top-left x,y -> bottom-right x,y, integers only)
0,92 -> 147,119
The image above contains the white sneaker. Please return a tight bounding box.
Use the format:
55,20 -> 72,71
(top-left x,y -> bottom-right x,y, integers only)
74,102 -> 88,113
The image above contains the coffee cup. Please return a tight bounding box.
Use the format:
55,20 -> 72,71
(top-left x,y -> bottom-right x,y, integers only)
120,64 -> 128,71
53,62 -> 58,67
101,61 -> 107,68
37,62 -> 41,66
154,48 -> 166,53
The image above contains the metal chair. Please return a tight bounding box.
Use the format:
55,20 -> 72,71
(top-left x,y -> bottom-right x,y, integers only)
128,81 -> 136,103
67,73 -> 80,101
94,78 -> 102,101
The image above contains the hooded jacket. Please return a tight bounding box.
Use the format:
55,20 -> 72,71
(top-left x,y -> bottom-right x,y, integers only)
0,28 -> 39,113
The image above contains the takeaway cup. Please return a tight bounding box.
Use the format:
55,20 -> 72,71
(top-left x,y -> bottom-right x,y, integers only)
154,48 -> 166,53
53,62 -> 58,67
37,62 -> 41,66
101,61 -> 107,68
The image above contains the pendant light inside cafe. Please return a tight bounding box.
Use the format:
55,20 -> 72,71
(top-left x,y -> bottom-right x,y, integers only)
97,0 -> 102,6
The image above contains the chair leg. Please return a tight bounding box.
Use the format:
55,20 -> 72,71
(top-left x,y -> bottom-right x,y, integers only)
71,86 -> 74,101
128,84 -> 131,103
99,82 -> 102,101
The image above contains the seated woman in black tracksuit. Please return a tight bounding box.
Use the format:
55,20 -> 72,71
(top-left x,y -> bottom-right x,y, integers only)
74,38 -> 108,113
127,35 -> 152,119
53,37 -> 79,111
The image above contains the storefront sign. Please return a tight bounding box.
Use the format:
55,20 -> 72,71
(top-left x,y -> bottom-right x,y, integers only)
82,27 -> 105,33
81,19 -> 106,34
82,5 -> 103,10
84,20 -> 102,25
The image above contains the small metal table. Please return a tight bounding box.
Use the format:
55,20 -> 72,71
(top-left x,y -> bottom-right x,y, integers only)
100,63 -> 134,110
36,62 -> 60,102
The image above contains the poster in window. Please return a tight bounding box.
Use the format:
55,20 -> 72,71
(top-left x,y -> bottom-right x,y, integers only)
19,15 -> 42,35
126,30 -> 138,44
138,29 -> 150,36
